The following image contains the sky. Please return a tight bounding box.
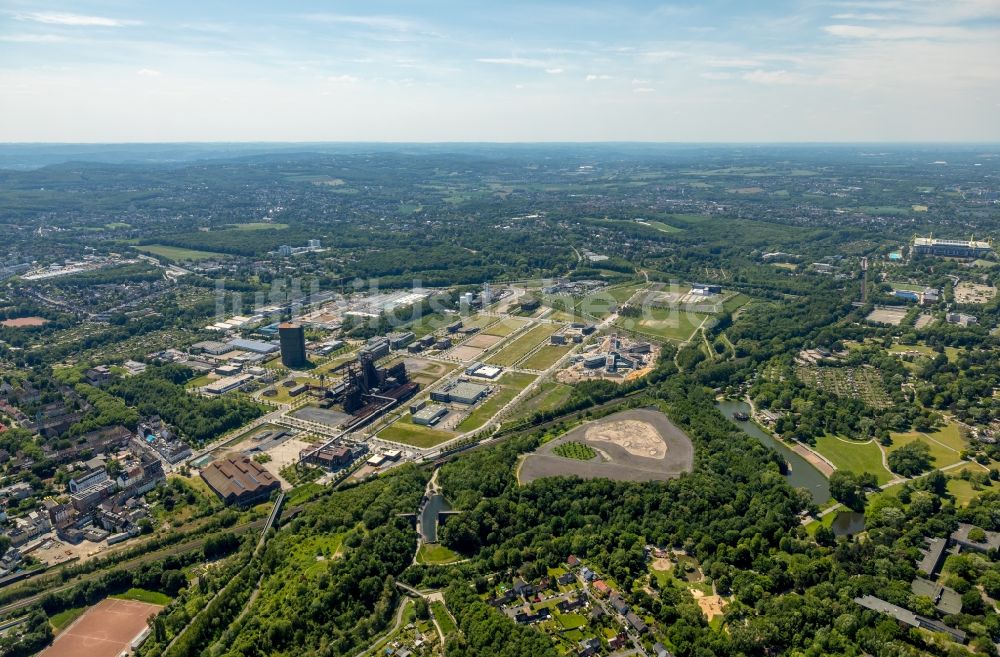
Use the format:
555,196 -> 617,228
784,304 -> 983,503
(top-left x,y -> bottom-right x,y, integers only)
1,0 -> 999,142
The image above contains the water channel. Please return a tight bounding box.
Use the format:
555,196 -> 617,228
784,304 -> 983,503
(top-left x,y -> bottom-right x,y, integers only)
716,399 -> 830,505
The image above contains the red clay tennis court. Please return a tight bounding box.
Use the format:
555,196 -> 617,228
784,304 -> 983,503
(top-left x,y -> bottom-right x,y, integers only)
39,597 -> 164,657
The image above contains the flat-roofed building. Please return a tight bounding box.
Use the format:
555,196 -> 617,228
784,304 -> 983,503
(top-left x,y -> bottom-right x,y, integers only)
913,237 -> 992,259
448,381 -> 489,405
413,404 -> 448,426
191,340 -> 233,355
228,338 -> 280,355
200,455 -> 281,507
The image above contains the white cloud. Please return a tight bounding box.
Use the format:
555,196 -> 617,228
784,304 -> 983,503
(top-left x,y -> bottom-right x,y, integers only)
700,71 -> 733,80
327,74 -> 360,83
633,87 -> 655,93
302,14 -> 416,33
476,57 -> 552,69
631,78 -> 650,84
0,34 -> 67,43
137,68 -> 161,77
824,23 -> 975,39
742,69 -> 803,85
585,74 -> 612,81
10,11 -> 139,27
545,68 -> 564,74
642,50 -> 684,60
706,58 -> 762,68
831,12 -> 894,20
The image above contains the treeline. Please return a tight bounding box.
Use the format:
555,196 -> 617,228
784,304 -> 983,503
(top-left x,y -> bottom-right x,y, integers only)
210,465 -> 427,657
108,365 -> 263,445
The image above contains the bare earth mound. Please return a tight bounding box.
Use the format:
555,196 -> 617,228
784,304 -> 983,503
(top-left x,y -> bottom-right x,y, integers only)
586,420 -> 666,459
518,408 -> 693,484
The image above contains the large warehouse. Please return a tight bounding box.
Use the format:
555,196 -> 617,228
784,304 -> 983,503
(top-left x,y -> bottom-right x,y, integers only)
431,381 -> 489,405
200,455 -> 281,507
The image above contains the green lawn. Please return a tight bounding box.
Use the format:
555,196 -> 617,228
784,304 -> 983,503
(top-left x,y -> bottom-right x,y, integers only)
888,281 -> 927,292
722,293 -> 751,314
133,244 -> 228,261
431,601 -> 458,635
888,430 -> 963,470
486,324 -> 561,366
645,221 -> 681,233
813,435 -> 893,484
575,283 -> 644,318
616,306 -> 709,342
379,416 -> 456,448
512,382 -> 573,420
482,317 -> 529,337
556,613 -> 588,629
520,344 -> 572,370
112,588 -> 172,605
223,222 -> 289,231
49,607 -> 86,632
946,465 -> 994,506
418,543 -> 461,565
456,372 -> 537,432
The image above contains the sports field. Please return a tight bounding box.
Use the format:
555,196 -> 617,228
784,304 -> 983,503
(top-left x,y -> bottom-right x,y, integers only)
39,598 -> 164,657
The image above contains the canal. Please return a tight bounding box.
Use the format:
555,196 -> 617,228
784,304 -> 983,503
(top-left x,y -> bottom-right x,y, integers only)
717,399 -> 830,505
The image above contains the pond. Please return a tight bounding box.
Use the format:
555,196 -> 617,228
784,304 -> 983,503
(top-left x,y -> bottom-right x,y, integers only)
420,493 -> 451,543
829,511 -> 866,537
716,399 -> 830,505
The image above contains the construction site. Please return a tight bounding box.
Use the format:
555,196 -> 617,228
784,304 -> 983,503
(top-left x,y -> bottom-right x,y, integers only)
556,334 -> 660,384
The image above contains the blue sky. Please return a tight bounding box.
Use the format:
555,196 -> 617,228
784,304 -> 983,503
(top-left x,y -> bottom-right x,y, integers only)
1,0 -> 999,141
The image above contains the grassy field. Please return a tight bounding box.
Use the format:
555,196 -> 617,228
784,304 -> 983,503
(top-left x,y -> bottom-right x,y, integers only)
722,293 -> 752,314
511,381 -> 573,420
947,465 -> 994,506
645,221 -> 681,233
617,306 -> 709,342
49,607 -> 86,632
482,317 -> 529,337
888,429 -> 964,470
133,244 -> 228,261
517,344 -> 571,370
813,435 -> 893,484
223,222 -> 289,231
456,372 -> 537,432
556,613 -> 588,629
431,601 -> 458,635
575,283 -> 644,318
465,313 -> 500,329
112,588 -> 172,605
486,324 -> 560,366
418,543 -> 461,565
379,415 -> 456,448
554,441 -> 596,460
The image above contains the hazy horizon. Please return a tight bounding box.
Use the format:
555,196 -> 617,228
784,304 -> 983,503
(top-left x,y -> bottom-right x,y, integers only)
2,0 -> 999,143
